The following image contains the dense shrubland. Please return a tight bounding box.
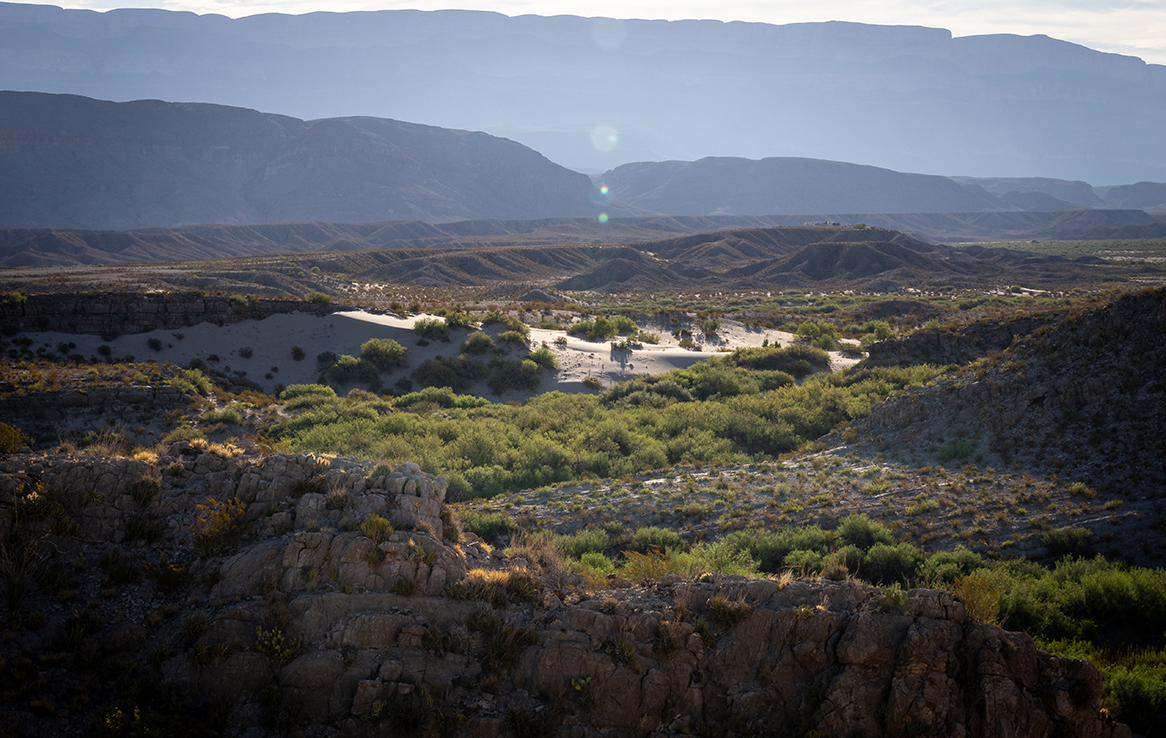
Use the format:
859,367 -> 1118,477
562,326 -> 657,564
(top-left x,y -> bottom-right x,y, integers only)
272,348 -> 946,499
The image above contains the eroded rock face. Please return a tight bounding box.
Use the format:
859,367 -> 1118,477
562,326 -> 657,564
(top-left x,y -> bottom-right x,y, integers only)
0,452 -> 1131,738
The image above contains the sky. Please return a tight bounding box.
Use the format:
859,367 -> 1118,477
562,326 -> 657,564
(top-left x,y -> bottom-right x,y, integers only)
55,0 -> 1166,67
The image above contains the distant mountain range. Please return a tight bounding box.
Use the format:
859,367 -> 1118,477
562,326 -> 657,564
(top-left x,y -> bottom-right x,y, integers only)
2,92 -> 1165,239
1,4 -> 1164,182
598,159 -> 1166,217
0,91 -> 616,230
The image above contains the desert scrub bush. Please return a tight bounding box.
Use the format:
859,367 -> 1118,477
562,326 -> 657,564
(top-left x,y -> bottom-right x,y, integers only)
0,422 -> 31,452
359,513 -> 393,544
696,317 -> 721,337
950,572 -> 1001,625
446,568 -> 541,608
193,497 -> 249,557
1038,638 -> 1166,735
1042,527 -> 1095,559
126,474 -> 161,507
200,407 -> 242,425
305,291 -> 332,304
795,321 -> 840,350
527,346 -> 558,369
147,337 -> 164,352
414,318 -> 451,342
394,385 -> 490,409
708,595 -> 753,626
359,337 -> 408,371
461,331 -> 495,354
727,345 -> 829,378
272,362 -> 948,498
554,528 -> 610,559
581,376 -> 603,390
326,355 -> 379,384
489,623 -> 539,669
572,315 -> 625,341
411,355 -> 488,393
142,555 -> 191,592
486,358 -> 542,394
167,368 -> 213,396
254,625 -> 299,661
619,548 -> 688,583
937,440 -> 974,462
459,512 -> 520,540
626,526 -> 687,554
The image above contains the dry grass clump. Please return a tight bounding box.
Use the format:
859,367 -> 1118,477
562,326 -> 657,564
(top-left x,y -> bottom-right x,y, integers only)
359,513 -> 393,544
444,567 -> 542,608
192,497 -> 249,557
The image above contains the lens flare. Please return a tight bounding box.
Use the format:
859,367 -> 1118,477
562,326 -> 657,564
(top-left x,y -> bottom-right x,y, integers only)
590,123 -> 619,152
598,213 -> 609,223
599,185 -> 609,196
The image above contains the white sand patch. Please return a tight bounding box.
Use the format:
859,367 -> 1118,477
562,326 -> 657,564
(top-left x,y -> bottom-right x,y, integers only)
20,311 -> 861,397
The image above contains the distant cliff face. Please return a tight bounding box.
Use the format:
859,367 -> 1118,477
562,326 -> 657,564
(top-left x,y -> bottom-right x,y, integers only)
0,92 -> 607,229
1,5 -> 1164,181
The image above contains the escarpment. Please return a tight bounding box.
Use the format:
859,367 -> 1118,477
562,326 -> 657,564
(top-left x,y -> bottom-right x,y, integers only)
0,450 -> 1130,737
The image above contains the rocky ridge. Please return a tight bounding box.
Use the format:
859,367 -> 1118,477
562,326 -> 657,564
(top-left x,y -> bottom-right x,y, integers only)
0,449 -> 1131,737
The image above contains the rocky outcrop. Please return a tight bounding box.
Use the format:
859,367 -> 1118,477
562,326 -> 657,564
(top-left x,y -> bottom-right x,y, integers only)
155,575 -> 1128,738
0,292 -> 337,337
862,314 -> 1056,368
0,451 -> 1131,737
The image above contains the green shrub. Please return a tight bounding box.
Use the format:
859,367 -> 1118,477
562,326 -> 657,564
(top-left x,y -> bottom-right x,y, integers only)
862,542 -> 923,585
919,547 -> 983,582
626,526 -> 686,553
0,422 -> 31,453
361,338 -> 408,371
528,347 -> 558,369
305,291 -> 332,304
795,321 -> 840,350
461,331 -> 495,354
327,355 -> 379,384
487,359 -> 541,394
555,529 -> 610,559
412,355 -> 489,393
394,386 -> 491,409
728,345 -> 830,377
496,330 -> 529,346
281,384 -> 337,402
201,408 -> 242,425
459,511 -> 519,543
167,368 -> 213,396
937,440 -> 974,462
835,514 -> 895,550
443,311 -> 475,329
414,318 -> 451,342
1042,527 -> 1095,559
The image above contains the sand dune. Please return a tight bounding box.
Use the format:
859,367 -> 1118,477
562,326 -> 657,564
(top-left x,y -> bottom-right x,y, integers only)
23,310 -> 860,398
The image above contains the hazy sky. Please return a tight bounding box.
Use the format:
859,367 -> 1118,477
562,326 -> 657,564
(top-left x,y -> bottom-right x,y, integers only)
56,0 -> 1166,67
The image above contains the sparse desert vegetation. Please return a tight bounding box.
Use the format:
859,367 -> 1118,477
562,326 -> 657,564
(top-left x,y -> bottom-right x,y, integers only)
0,252 -> 1163,736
